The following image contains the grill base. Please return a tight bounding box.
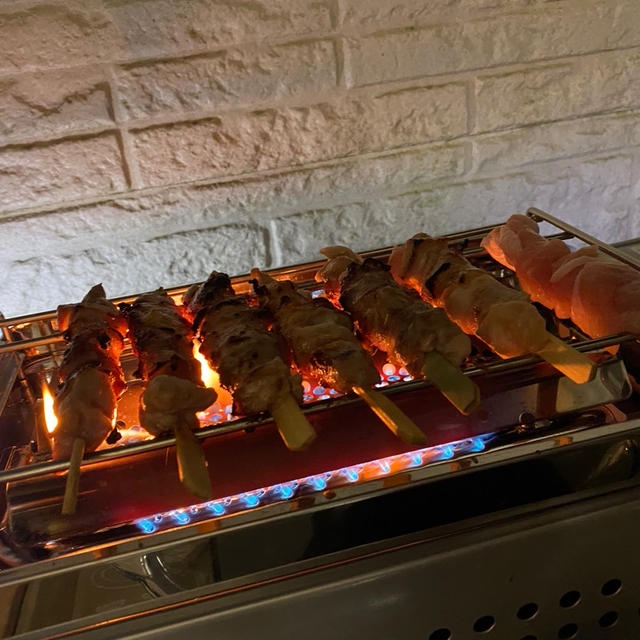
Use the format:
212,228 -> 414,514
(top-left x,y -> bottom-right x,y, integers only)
113,485 -> 640,640
4,417 -> 640,639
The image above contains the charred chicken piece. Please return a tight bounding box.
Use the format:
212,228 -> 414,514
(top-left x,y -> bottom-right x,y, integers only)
122,289 -> 216,499
316,247 -> 479,414
251,269 -> 426,445
251,269 -> 379,394
185,271 -> 315,451
53,284 -> 127,514
390,233 -> 595,384
54,284 -> 126,461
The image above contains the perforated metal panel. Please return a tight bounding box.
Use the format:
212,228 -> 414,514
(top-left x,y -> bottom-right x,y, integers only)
31,485 -> 639,640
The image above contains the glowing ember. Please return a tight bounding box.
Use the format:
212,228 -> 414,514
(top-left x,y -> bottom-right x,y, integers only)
42,384 -> 58,433
382,363 -> 396,377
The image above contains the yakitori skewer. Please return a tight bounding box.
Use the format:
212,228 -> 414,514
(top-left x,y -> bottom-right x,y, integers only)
481,214 -> 640,339
390,233 -> 596,384
316,246 -> 480,414
251,269 -> 426,444
185,271 -> 316,451
121,289 -> 217,499
54,284 -> 127,514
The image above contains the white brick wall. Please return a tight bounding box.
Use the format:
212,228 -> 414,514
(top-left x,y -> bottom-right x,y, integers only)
0,0 -> 639,317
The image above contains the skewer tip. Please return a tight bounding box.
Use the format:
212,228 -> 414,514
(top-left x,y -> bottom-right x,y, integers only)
536,334 -> 597,384
353,386 -> 427,445
174,421 -> 212,500
270,394 -> 317,452
421,351 -> 481,415
61,437 -> 85,515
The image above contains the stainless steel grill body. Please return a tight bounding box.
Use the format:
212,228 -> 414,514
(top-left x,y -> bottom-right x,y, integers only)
0,207 -> 639,639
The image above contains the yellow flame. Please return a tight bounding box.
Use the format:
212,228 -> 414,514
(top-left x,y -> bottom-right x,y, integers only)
42,385 -> 58,433
192,342 -> 233,409
193,342 -> 218,389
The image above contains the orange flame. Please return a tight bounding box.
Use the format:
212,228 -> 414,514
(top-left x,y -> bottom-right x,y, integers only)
193,342 -> 217,388
42,384 -> 58,433
193,342 -> 233,408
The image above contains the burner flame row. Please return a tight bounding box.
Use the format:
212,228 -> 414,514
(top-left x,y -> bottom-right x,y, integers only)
135,433 -> 495,535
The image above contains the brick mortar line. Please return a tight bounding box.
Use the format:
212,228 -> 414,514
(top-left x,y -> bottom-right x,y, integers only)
268,219 -> 283,267
333,35 -> 348,89
81,81 -> 469,134
0,24 -> 637,93
465,80 -> 476,135
2,138 -> 639,229
0,124 -> 119,150
0,0 -> 558,79
1,96 -> 635,160
0,138 -> 472,221
105,64 -> 142,189
627,151 -> 640,221
1,146 -> 637,264
118,97 -> 640,142
346,42 -> 640,90
2,42 -> 640,150
339,0 -> 613,39
0,29 -> 342,81
330,0 -> 342,30
2,110 -> 639,218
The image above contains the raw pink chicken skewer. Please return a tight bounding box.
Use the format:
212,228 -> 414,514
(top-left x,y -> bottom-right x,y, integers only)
481,214 -> 640,339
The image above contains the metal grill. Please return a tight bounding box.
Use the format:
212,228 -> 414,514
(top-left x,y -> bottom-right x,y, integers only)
0,207 -> 639,640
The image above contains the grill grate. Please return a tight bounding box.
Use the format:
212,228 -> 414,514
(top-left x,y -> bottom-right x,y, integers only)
1,207 -> 637,485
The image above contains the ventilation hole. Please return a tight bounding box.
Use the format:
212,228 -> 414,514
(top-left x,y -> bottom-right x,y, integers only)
517,602 -> 539,621
521,636 -> 537,640
559,590 -> 581,608
473,615 -> 495,633
599,611 -> 619,628
558,623 -> 578,639
429,629 -> 452,640
601,579 -> 622,596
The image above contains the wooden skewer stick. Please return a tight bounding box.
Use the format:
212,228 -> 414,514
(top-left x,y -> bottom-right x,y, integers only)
535,334 -> 596,385
352,386 -> 427,445
422,351 -> 481,415
61,437 -> 85,515
174,421 -> 212,500
270,394 -> 317,452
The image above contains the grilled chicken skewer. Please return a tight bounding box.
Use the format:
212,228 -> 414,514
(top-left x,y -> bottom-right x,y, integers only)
184,271 -> 316,451
54,284 -> 127,514
481,214 -> 640,338
251,269 -> 427,445
390,233 -> 596,384
316,246 -> 480,414
122,289 -> 216,499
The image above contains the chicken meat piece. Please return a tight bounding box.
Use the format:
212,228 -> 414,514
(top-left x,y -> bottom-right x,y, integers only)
390,234 -> 549,358
122,289 -> 216,437
251,269 -> 380,394
185,272 -> 303,416
316,247 -> 471,377
482,214 -> 640,337
52,285 -> 126,459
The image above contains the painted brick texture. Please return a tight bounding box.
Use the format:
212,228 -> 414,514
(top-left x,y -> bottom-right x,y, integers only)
0,0 -> 638,316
